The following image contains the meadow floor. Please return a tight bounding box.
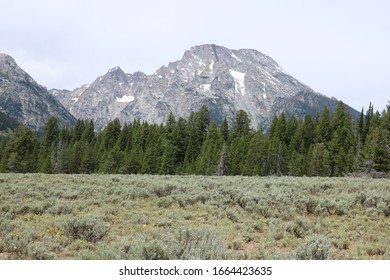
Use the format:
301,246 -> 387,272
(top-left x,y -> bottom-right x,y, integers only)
0,174 -> 389,260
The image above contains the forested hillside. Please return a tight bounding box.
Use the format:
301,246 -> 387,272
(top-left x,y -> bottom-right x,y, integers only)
0,102 -> 389,176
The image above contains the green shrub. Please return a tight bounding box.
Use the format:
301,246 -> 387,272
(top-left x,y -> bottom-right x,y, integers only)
333,238 -> 350,250
296,198 -> 318,215
27,241 -> 57,260
295,234 -> 332,260
156,197 -> 174,208
46,203 -> 73,215
0,214 -> 15,234
285,217 -> 311,239
169,227 -> 228,260
1,233 -> 33,257
152,184 -> 176,198
76,243 -> 127,260
226,209 -> 239,223
142,240 -> 170,260
63,216 -> 109,243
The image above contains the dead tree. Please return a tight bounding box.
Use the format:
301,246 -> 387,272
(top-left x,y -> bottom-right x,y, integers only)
216,145 -> 228,176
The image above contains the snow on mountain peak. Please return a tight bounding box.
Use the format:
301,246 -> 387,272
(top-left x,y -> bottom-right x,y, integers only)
109,66 -> 121,73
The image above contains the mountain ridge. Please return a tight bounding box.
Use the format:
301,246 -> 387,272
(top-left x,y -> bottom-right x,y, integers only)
2,45 -> 360,132
53,44 -> 354,130
0,53 -> 76,131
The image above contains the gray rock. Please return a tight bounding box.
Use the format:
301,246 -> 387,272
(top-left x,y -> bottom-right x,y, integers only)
0,53 -> 76,131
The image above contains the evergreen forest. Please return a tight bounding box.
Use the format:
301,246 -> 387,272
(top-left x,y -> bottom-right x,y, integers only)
0,101 -> 389,177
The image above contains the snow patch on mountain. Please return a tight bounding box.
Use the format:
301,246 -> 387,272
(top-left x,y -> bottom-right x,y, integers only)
229,69 -> 246,96
231,53 -> 242,62
209,59 -> 214,70
116,95 -> 134,103
201,84 -> 211,91
109,66 -> 120,73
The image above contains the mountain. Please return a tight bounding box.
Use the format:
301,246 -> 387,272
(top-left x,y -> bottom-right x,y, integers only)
51,44 -> 359,130
51,67 -> 148,130
0,53 -> 76,131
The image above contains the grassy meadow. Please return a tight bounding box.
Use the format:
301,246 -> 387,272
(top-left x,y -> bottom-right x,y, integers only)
0,174 -> 389,260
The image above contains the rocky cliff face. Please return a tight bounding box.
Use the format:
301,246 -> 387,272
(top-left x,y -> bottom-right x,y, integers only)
0,53 -> 76,131
52,44 -> 358,130
51,67 -> 147,130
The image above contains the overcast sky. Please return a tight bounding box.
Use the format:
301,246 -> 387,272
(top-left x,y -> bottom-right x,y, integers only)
1,0 -> 389,112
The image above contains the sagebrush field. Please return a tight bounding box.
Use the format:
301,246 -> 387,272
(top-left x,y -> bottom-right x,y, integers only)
0,174 -> 389,260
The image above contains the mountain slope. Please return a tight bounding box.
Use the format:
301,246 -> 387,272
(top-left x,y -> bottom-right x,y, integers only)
0,110 -> 19,132
0,53 -> 76,131
52,44 -> 359,130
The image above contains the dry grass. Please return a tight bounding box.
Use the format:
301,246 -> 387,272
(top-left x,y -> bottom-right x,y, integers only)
0,174 -> 389,259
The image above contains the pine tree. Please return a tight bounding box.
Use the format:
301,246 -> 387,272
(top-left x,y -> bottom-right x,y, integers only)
165,111 -> 176,136
357,108 -> 364,140
196,122 -> 221,175
220,117 -> 229,142
362,102 -> 374,144
160,139 -> 178,175
81,120 -> 95,143
38,117 -> 60,173
329,102 -> 354,176
288,150 -> 306,176
243,131 -> 268,175
228,135 -> 250,175
80,142 -> 98,174
316,107 -> 331,144
1,126 -> 37,173
101,144 -> 123,174
121,148 -> 143,174
363,127 -> 390,173
183,108 -> 210,169
286,115 -> 298,145
277,112 -> 288,145
102,118 -> 121,150
42,117 -> 59,147
72,119 -> 87,143
232,110 -> 251,139
302,115 -> 315,152
141,144 -> 159,174
309,143 -> 331,176
173,117 -> 188,165
289,119 -> 305,153
69,141 -> 83,173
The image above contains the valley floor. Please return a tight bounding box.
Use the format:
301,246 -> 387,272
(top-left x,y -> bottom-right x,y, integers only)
0,174 -> 389,260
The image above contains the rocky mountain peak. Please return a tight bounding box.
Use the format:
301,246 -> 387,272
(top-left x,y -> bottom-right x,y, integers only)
51,44 -> 359,130
0,53 -> 15,64
0,53 -> 18,65
0,53 -> 36,86
95,66 -> 130,88
106,66 -> 126,78
0,53 -> 76,131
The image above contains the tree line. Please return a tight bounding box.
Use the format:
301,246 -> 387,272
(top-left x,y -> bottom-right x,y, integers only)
0,102 -> 389,176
